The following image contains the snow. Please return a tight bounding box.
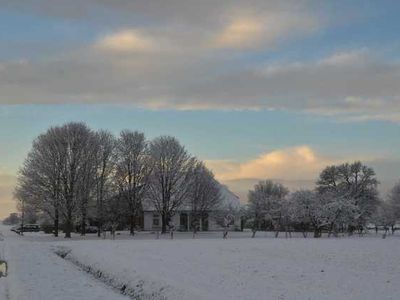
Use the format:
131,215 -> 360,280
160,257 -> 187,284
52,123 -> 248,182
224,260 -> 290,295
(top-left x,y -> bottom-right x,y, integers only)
1,225 -> 399,300
0,225 -> 128,300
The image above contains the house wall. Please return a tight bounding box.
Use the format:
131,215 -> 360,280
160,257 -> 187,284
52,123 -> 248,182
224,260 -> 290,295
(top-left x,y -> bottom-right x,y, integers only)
143,211 -> 155,231
143,211 -> 180,231
143,211 -> 241,231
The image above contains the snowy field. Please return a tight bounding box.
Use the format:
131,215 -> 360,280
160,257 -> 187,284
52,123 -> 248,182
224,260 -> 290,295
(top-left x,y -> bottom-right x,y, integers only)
0,225 -> 399,300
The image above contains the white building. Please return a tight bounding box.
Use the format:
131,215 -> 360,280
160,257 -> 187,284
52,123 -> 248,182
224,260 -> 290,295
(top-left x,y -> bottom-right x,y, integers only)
143,185 -> 242,231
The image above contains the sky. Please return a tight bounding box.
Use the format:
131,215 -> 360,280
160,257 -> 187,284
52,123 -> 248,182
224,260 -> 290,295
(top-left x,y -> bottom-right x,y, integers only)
0,0 -> 400,218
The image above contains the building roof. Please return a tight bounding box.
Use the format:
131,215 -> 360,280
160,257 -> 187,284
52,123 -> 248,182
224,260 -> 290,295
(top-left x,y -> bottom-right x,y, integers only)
143,184 -> 241,212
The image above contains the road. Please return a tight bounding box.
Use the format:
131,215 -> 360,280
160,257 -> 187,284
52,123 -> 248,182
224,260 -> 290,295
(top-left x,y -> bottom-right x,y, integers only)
0,225 -> 128,300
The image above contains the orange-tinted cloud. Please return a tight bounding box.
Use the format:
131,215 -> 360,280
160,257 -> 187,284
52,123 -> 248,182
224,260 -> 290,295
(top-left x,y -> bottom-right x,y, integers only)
95,29 -> 156,53
206,146 -> 336,182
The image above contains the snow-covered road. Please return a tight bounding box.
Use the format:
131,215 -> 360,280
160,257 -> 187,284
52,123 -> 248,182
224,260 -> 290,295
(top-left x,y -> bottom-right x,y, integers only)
0,225 -> 127,300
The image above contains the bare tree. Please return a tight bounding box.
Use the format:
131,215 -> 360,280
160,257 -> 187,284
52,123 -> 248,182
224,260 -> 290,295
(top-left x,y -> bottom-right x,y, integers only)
104,190 -> 129,240
15,126 -> 65,236
93,130 -> 116,237
114,130 -> 152,235
187,161 -> 222,237
76,132 -> 98,236
148,136 -> 196,233
58,122 -> 95,238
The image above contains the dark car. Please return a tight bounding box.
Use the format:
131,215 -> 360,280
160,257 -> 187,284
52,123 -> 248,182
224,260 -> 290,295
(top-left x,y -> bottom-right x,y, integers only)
11,224 -> 40,234
85,226 -> 98,234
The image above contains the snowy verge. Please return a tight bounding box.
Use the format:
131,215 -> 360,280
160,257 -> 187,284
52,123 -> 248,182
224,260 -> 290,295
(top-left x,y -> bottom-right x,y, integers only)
53,245 -> 174,300
52,237 -> 400,300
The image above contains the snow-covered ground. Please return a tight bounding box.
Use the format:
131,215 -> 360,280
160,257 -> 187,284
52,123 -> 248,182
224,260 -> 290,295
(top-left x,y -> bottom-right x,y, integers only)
0,225 -> 128,300
0,225 -> 399,300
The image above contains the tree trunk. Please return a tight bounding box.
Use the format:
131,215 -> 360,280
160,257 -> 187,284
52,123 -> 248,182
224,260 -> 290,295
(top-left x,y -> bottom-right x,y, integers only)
97,181 -> 104,238
97,199 -> 102,237
54,208 -> 59,237
65,221 -> 72,238
81,211 -> 86,236
64,209 -> 72,238
328,223 -> 334,237
314,228 -> 322,238
130,213 -> 135,236
192,226 -> 197,239
161,213 -> 167,234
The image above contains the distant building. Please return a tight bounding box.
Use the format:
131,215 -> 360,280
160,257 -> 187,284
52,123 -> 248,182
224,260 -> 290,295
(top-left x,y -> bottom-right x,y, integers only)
142,185 -> 242,231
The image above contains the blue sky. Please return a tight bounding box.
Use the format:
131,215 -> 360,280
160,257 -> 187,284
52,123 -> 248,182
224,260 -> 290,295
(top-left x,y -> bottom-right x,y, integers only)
0,1 -> 400,217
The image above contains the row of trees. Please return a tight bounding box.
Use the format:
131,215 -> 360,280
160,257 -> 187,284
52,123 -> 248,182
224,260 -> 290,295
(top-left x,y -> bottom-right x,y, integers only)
246,162 -> 400,238
15,122 -> 223,238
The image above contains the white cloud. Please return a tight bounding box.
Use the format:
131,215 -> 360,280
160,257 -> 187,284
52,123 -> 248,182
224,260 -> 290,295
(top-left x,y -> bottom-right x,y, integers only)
95,30 -> 156,53
212,8 -> 318,50
318,49 -> 369,67
206,146 -> 337,182
213,17 -> 265,49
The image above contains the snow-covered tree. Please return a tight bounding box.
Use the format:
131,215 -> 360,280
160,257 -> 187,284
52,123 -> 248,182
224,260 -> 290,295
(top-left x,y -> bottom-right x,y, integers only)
388,181 -> 400,222
289,190 -> 357,238
247,180 -> 289,237
372,202 -> 396,237
288,190 -> 313,237
316,161 -> 379,231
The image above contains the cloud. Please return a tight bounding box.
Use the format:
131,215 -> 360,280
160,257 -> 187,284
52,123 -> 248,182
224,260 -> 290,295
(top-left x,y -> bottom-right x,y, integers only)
205,146 -> 400,202
213,17 -> 265,49
318,49 -> 369,67
213,9 -> 317,49
95,30 -> 156,53
0,1 -> 399,122
206,146 -> 337,182
206,145 -> 337,202
1,42 -> 400,122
